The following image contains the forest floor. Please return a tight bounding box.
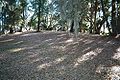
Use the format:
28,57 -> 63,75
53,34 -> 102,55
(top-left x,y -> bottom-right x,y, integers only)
0,31 -> 120,80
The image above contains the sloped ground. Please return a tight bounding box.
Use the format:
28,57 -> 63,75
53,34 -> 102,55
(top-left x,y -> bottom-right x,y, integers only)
0,31 -> 120,80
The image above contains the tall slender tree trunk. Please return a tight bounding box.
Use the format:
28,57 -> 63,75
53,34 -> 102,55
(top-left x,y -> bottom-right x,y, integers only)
9,26 -> 13,34
19,9 -> 24,32
1,6 -> 5,34
48,14 -> 52,30
70,20 -> 74,33
111,0 -> 117,35
93,0 -> 98,33
89,1 -> 93,33
37,0 -> 41,32
116,0 -> 120,33
20,9 -> 25,32
100,0 -> 111,35
1,16 -> 5,34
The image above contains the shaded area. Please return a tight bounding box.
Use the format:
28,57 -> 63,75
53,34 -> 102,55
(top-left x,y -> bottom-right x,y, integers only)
0,31 -> 120,80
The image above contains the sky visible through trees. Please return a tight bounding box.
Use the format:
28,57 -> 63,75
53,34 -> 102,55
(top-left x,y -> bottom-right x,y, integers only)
0,0 -> 120,47
0,0 -> 120,35
0,0 -> 120,80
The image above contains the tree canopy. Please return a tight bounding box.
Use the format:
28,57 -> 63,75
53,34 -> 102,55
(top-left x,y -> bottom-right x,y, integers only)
0,0 -> 120,35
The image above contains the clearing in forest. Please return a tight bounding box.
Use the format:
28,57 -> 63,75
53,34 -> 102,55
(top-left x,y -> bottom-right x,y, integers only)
0,31 -> 120,80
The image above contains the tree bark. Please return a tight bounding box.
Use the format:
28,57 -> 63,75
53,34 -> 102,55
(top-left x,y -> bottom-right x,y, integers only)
93,0 -> 98,33
70,20 -> 74,33
116,0 -> 120,33
9,26 -> 13,34
89,1 -> 93,33
111,0 -> 117,35
100,0 -> 111,34
37,0 -> 41,32
1,6 -> 5,34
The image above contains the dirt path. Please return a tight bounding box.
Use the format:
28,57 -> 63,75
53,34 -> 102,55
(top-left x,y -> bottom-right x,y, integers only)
0,31 -> 120,80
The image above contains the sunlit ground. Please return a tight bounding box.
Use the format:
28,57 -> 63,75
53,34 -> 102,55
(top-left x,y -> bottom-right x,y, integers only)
0,31 -> 120,80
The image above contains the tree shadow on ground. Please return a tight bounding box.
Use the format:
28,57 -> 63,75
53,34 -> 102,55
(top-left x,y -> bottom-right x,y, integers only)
0,31 -> 120,80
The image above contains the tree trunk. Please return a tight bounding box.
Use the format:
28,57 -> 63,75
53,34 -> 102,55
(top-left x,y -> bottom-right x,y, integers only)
19,26 -> 22,32
21,8 -> 25,32
93,0 -> 98,33
100,0 -> 112,35
37,0 -> 41,32
1,19 -> 5,34
9,26 -> 13,34
89,0 -> 93,33
70,20 -> 74,33
111,0 -> 117,35
1,6 -> 5,34
116,0 -> 120,33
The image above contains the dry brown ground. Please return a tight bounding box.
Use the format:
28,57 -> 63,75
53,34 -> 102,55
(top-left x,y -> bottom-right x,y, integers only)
0,31 -> 120,80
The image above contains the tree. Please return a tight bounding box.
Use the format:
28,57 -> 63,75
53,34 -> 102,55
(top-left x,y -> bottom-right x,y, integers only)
96,0 -> 111,34
0,0 -> 8,34
111,0 -> 117,35
30,0 -> 48,32
52,0 -> 89,36
116,0 -> 120,34
19,0 -> 28,32
1,0 -> 23,33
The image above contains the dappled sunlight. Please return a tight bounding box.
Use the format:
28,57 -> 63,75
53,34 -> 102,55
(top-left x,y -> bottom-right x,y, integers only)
112,53 -> 120,60
115,34 -> 120,38
83,40 -> 89,43
52,46 -> 66,51
94,48 -> 103,53
96,65 -> 120,79
53,55 -> 68,64
0,34 -> 7,38
22,44 -> 41,50
82,47 -> 91,52
84,40 -> 94,45
106,40 -> 115,45
0,39 -> 14,43
74,48 -> 103,68
56,66 -> 66,75
117,47 -> 120,52
48,42 -> 54,45
78,38 -> 83,41
44,39 -> 52,42
56,37 -> 64,41
13,41 -> 23,45
30,57 -> 51,64
21,33 -> 39,37
21,34 -> 30,37
82,39 -> 94,44
37,63 -> 51,70
74,51 -> 97,68
107,41 -> 112,44
65,40 -> 79,48
14,32 -> 22,35
57,34 -> 66,37
21,46 -> 34,50
1,31 -> 120,80
65,38 -> 74,43
58,41 -> 66,44
37,55 -> 68,70
111,66 -> 120,73
9,48 -> 25,53
109,66 -> 120,80
112,47 -> 120,60
96,64 -> 108,74
30,58 -> 40,63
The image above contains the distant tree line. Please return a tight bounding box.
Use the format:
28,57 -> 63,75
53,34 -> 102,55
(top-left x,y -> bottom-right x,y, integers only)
0,0 -> 120,36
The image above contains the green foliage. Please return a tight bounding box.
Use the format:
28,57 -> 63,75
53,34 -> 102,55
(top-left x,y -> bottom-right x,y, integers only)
0,0 -> 120,35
